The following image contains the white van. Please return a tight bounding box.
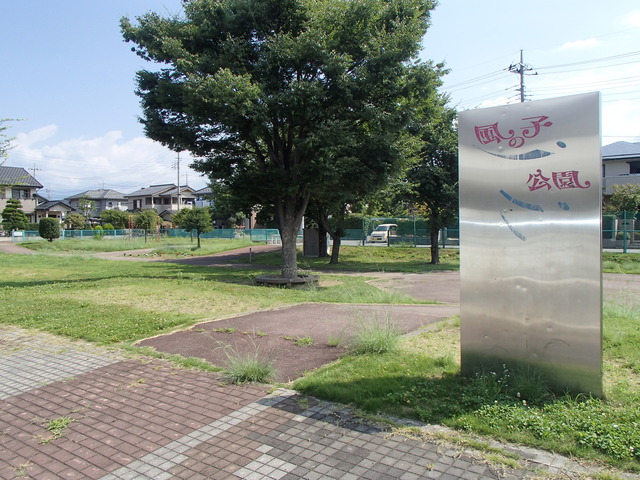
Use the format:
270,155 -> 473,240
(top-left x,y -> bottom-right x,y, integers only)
368,224 -> 398,243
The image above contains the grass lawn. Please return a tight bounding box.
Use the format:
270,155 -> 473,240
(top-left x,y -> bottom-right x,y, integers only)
21,237 -> 256,256
249,245 -> 460,273
0,248 -> 422,344
2,243 -> 639,470
603,252 -> 640,274
295,304 -> 640,472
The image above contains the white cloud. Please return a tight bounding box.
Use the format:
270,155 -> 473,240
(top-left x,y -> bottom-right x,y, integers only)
625,10 -> 640,27
602,98 -> 640,144
8,129 -> 207,200
15,125 -> 57,148
559,38 -> 600,50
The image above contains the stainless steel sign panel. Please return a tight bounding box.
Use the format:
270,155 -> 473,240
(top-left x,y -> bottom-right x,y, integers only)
458,92 -> 602,396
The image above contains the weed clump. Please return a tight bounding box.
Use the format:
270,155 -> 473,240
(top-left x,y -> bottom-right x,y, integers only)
350,316 -> 401,355
221,343 -> 275,384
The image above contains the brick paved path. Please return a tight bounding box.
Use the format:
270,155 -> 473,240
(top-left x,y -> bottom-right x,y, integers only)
2,326 -> 634,480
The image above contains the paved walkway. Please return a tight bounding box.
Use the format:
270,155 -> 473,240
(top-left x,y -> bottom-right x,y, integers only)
2,325 -> 632,480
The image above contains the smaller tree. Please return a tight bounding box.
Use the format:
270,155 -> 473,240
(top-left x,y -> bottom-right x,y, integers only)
134,210 -> 162,241
173,207 -> 213,248
78,195 -> 96,220
608,184 -> 640,214
39,218 -> 61,242
1,198 -> 29,232
65,212 -> 86,230
99,209 -> 129,229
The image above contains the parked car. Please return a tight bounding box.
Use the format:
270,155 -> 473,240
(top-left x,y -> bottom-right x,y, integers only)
367,223 -> 398,243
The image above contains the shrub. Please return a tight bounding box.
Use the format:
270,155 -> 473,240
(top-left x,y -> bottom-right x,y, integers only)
616,231 -> 631,241
39,218 -> 61,242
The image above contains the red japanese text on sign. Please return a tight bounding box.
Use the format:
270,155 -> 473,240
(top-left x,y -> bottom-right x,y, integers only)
475,116 -> 553,148
527,170 -> 591,191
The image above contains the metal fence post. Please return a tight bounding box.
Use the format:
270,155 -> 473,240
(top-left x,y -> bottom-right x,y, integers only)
623,210 -> 628,254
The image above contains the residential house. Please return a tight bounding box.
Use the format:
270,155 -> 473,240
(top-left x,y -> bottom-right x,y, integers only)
602,141 -> 640,195
0,166 -> 43,223
194,186 -> 214,208
65,189 -> 128,217
126,184 -> 196,221
34,198 -> 74,223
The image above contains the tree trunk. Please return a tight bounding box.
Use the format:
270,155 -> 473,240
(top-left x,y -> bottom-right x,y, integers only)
329,234 -> 341,264
276,195 -> 309,279
318,223 -> 329,258
429,229 -> 440,265
197,231 -> 201,248
316,203 -> 347,265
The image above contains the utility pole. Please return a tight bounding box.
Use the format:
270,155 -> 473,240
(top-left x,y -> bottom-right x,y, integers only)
176,151 -> 182,211
508,50 -> 537,102
29,164 -> 42,178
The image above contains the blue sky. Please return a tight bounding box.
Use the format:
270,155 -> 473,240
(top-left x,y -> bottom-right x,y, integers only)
2,1 -> 639,199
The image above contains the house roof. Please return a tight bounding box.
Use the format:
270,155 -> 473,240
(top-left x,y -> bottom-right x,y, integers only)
0,166 -> 43,188
66,189 -> 126,201
126,184 -> 176,197
164,185 -> 196,196
195,187 -> 212,195
36,200 -> 73,211
126,184 -> 196,197
602,141 -> 640,161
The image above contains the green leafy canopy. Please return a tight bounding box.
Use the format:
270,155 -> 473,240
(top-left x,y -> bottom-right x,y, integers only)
121,0 -> 443,277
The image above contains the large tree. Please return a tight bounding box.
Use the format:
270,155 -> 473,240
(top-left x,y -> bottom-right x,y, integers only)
121,0 -> 440,278
405,102 -> 458,264
307,62 -> 447,264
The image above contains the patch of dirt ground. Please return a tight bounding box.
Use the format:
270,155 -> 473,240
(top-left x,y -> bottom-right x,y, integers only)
137,303 -> 459,382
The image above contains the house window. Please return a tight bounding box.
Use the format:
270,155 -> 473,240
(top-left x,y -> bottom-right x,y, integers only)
12,189 -> 29,200
164,197 -> 171,205
145,197 -> 152,205
629,161 -> 640,174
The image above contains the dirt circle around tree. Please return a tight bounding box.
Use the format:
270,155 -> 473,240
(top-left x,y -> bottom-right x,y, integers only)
254,273 -> 320,288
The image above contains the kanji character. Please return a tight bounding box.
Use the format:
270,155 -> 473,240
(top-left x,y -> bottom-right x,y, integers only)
474,123 -> 515,145
526,169 -> 552,191
552,171 -> 591,190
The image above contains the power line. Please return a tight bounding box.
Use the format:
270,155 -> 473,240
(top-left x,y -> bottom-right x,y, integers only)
445,69 -> 507,90
536,59 -> 640,76
535,50 -> 640,71
444,47 -> 640,110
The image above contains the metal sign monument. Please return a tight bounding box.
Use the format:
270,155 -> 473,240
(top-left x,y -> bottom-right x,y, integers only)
458,93 -> 602,396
